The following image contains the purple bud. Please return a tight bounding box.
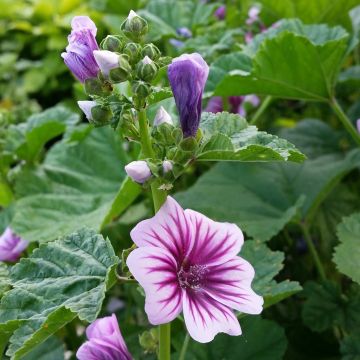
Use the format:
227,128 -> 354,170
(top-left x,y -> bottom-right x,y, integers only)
246,6 -> 260,25
125,161 -> 152,183
205,97 -> 223,113
215,5 -> 226,20
229,96 -> 244,113
154,106 -> 173,126
169,38 -> 185,48
78,101 -> 97,120
357,119 -> 360,133
244,95 -> 260,107
61,16 -> 100,83
93,50 -> 119,76
0,227 -> 28,262
162,160 -> 173,173
168,53 -> 209,137
176,27 -> 192,38
77,314 -> 132,360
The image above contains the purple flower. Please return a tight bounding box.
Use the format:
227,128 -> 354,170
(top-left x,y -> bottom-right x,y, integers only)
176,27 -> 192,38
61,16 -> 100,82
125,161 -> 152,183
76,314 -> 132,360
215,5 -> 226,20
78,100 -> 97,121
93,50 -> 119,77
246,6 -> 260,25
168,53 -> 209,137
169,39 -> 185,48
162,160 -> 173,173
154,106 -> 173,126
127,197 -> 263,343
0,227 -> 28,262
205,97 -> 223,113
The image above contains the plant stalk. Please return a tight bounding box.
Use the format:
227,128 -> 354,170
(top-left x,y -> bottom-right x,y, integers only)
250,95 -> 272,126
138,109 -> 170,360
179,333 -> 190,360
330,98 -> 360,146
300,222 -> 326,281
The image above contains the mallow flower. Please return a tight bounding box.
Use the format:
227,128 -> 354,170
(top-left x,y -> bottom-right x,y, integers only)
246,6 -> 260,25
125,161 -> 152,183
0,227 -> 28,262
168,53 -> 209,137
76,314 -> 132,360
127,197 -> 263,343
61,16 -> 99,82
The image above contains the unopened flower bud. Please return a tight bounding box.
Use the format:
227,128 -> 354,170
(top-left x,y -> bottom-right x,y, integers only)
125,160 -> 152,183
0,227 -> 28,262
136,56 -> 158,82
141,43 -> 161,60
93,50 -> 119,77
109,54 -> 132,83
121,10 -> 148,41
154,106 -> 173,126
101,35 -> 124,52
78,100 -> 97,120
132,80 -> 151,98
78,101 -> 112,126
123,42 -> 142,64
162,160 -> 173,174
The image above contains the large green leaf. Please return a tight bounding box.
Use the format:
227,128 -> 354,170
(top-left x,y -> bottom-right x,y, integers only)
257,0 -> 359,30
22,336 -> 64,360
207,20 -> 350,101
186,317 -> 287,360
5,106 -> 79,163
241,240 -> 301,307
333,212 -> 360,285
198,112 -> 306,162
302,281 -> 360,333
0,228 -> 118,359
341,334 -> 360,360
176,149 -> 360,241
10,127 -> 140,242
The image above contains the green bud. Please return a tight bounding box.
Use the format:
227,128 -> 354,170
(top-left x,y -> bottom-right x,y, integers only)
84,77 -> 112,96
180,137 -> 198,151
141,43 -> 161,60
90,105 -> 112,127
123,42 -> 142,64
109,54 -> 132,83
100,35 -> 124,52
136,56 -> 158,82
121,10 -> 148,41
132,80 -> 151,98
139,329 -> 158,354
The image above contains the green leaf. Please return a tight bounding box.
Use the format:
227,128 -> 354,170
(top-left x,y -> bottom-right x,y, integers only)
198,112 -> 306,163
147,87 -> 173,106
0,228 -> 118,359
22,336 -> 64,360
241,240 -> 302,306
5,106 -> 79,163
187,317 -> 287,360
341,334 -> 360,360
333,212 -> 360,285
257,0 -> 359,31
176,149 -> 360,241
208,20 -> 350,101
280,119 -> 345,158
11,127 -> 139,242
302,281 -> 360,333
0,263 -> 9,297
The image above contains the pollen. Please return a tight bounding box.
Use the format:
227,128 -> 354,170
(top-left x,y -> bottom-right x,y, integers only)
177,264 -> 208,290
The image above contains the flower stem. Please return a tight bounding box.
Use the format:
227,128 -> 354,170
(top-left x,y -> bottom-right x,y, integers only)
138,109 -> 170,360
250,95 -> 272,126
330,98 -> 360,146
179,333 -> 190,360
299,222 -> 326,281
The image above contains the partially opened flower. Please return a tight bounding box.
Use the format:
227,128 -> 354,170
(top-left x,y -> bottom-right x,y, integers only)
168,53 -> 209,137
125,161 -> 152,183
0,227 -> 28,262
77,314 -> 132,360
127,197 -> 263,343
61,16 -> 99,82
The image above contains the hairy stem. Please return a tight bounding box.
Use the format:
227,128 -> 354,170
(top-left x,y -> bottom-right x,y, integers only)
330,98 -> 360,146
250,95 -> 272,126
300,222 -> 326,281
179,333 -> 190,360
138,109 -> 170,360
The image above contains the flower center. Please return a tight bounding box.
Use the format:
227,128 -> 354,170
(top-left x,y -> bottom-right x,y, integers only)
177,264 -> 208,290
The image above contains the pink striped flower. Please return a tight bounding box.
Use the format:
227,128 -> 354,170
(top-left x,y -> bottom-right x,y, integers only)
127,197 -> 263,343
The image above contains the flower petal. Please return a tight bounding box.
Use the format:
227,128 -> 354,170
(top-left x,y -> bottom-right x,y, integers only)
127,246 -> 182,325
130,196 -> 193,260
204,257 -> 263,314
185,209 -> 243,266
76,338 -> 129,360
183,290 -> 241,343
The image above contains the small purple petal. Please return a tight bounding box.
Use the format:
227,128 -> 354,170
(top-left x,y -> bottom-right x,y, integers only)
153,106 -> 173,126
169,39 -> 185,48
168,53 -> 209,137
78,100 -> 97,120
205,97 -> 223,113
214,5 -> 226,20
176,27 -> 192,38
229,96 -> 244,113
93,50 -> 119,76
244,95 -> 260,107
0,227 -> 28,262
125,161 -> 152,184
246,6 -> 260,25
162,160 -> 173,173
